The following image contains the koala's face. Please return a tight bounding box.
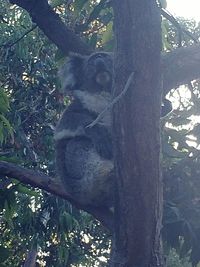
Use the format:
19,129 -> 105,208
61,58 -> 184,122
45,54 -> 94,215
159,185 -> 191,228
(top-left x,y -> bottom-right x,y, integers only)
84,52 -> 113,92
60,52 -> 113,94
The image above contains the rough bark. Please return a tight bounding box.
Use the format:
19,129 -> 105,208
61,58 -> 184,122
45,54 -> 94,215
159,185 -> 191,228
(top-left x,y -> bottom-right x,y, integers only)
111,1 -> 163,267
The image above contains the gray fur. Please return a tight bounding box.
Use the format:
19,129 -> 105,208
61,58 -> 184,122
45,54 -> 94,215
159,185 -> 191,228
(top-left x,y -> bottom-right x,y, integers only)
55,52 -> 114,207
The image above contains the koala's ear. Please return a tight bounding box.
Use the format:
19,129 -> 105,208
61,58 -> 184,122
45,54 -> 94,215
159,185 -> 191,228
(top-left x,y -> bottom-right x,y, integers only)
59,53 -> 86,93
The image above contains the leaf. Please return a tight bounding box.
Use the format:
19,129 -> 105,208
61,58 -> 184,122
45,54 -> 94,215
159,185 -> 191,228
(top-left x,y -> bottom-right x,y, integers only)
0,89 -> 9,114
0,124 -> 4,144
59,211 -> 74,231
0,246 -> 12,263
0,157 -> 21,164
15,184 -> 40,197
50,0 -> 65,8
73,0 -> 88,13
101,21 -> 113,45
0,114 -> 13,135
190,228 -> 200,266
87,0 -> 107,24
0,191 -> 6,211
162,141 -> 186,158
2,189 -> 16,221
54,49 -> 66,64
88,33 -> 97,48
163,221 -> 183,249
58,247 -> 69,265
160,0 -> 167,9
171,117 -> 192,127
164,203 -> 183,224
162,21 -> 172,51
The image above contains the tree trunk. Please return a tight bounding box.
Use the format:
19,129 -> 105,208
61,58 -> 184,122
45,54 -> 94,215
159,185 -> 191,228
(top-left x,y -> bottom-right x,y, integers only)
111,1 -> 163,266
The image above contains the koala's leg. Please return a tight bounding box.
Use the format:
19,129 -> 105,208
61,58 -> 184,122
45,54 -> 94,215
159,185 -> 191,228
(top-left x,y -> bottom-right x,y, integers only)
85,125 -> 113,160
56,137 -> 114,207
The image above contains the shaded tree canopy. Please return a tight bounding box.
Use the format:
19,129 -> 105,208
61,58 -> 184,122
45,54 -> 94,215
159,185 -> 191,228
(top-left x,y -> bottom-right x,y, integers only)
1,0 -> 200,266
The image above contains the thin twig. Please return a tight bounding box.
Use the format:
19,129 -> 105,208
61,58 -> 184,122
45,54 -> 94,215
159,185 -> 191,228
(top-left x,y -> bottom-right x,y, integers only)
2,25 -> 37,48
86,72 -> 135,128
161,9 -> 198,45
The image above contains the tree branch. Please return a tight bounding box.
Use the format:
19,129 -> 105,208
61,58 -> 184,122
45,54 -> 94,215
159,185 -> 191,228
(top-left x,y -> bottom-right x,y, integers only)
161,9 -> 198,45
9,0 -> 91,55
0,161 -> 113,230
8,0 -> 200,94
163,44 -> 200,94
23,249 -> 37,267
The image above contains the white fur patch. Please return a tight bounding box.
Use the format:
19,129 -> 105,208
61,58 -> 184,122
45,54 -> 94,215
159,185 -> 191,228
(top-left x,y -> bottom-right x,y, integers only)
62,74 -> 76,92
74,90 -> 111,127
54,127 -> 84,141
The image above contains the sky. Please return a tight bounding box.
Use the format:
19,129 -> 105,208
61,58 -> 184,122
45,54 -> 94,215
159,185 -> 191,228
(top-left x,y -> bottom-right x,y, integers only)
167,0 -> 200,22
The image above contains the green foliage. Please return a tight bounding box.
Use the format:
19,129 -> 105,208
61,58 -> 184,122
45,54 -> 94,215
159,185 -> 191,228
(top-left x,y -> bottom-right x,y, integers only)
161,18 -> 200,267
0,0 -> 112,266
1,0 -> 200,266
0,89 -> 13,144
0,246 -> 12,264
166,249 -> 192,267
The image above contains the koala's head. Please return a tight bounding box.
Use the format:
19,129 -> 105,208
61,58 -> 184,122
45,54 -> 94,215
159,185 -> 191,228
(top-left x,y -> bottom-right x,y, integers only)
59,52 -> 113,94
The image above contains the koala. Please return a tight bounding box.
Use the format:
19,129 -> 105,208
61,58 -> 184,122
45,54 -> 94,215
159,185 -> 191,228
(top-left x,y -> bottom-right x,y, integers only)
55,52 -> 114,207
55,52 -> 172,208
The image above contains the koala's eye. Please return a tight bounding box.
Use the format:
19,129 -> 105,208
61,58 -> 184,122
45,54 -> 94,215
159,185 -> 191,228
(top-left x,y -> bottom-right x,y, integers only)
88,53 -> 111,62
94,57 -> 106,68
87,53 -> 112,71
